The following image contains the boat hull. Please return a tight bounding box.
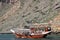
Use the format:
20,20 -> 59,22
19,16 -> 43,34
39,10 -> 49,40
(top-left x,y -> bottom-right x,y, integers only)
15,33 -> 47,38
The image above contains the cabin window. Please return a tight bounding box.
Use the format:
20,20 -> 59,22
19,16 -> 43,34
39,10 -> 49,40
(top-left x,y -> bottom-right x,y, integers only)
2,0 -> 6,3
6,0 -> 10,3
0,0 -> 1,2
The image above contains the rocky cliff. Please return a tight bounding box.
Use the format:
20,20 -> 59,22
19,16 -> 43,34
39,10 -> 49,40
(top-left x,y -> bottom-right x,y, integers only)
0,0 -> 60,32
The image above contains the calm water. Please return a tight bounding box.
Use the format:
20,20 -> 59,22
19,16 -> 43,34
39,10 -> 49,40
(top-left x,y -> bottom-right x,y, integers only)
0,33 -> 60,40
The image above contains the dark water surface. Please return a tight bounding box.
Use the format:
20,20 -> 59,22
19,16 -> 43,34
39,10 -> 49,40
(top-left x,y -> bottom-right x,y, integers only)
0,33 -> 60,40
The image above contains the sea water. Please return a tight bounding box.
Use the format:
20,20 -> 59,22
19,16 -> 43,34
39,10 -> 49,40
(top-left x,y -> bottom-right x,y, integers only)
0,33 -> 60,40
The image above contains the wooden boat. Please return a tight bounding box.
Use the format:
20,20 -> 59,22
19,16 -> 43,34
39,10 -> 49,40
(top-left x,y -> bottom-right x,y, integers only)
10,28 -> 51,38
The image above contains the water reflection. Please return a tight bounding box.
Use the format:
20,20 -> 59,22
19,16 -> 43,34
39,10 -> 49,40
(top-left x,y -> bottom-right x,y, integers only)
0,33 -> 60,40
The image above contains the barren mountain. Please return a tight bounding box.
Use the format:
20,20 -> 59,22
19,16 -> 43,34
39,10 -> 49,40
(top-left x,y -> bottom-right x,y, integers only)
0,0 -> 60,32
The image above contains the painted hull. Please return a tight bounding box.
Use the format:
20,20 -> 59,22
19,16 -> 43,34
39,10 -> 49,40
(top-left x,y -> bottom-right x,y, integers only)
15,33 -> 47,38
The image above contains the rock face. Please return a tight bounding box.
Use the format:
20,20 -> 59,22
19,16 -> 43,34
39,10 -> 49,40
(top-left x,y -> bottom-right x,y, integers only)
0,0 -> 60,32
51,13 -> 60,32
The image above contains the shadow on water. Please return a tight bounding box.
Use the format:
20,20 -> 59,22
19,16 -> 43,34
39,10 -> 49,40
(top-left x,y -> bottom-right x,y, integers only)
15,37 -> 60,40
15,38 -> 32,40
0,33 -> 60,40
